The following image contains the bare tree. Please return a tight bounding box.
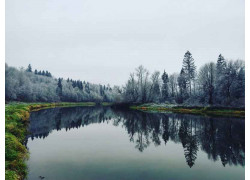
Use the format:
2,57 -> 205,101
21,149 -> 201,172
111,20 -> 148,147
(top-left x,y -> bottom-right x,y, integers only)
169,73 -> 179,98
148,71 -> 161,102
136,65 -> 150,103
198,62 -> 216,105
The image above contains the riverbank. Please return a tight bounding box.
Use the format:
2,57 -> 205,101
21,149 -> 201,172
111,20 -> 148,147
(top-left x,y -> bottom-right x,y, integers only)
130,103 -> 245,118
5,102 -> 99,180
5,102 -> 244,179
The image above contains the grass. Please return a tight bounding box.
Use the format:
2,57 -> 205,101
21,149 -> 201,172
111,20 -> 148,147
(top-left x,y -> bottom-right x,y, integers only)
5,102 -> 98,180
131,104 -> 245,118
101,102 -> 113,106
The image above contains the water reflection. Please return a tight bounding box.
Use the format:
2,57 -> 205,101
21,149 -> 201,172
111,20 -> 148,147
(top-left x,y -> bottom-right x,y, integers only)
27,106 -> 245,168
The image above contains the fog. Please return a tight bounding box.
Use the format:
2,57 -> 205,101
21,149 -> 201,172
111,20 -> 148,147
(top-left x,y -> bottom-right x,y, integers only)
6,0 -> 244,85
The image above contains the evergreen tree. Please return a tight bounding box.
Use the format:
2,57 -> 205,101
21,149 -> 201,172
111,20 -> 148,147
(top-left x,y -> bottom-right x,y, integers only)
26,64 -> 32,72
85,82 -> 90,94
45,71 -> 49,77
216,54 -> 226,74
215,54 -> 226,103
100,85 -> 104,96
234,67 -> 245,99
80,81 -> 83,90
34,69 -> 38,74
162,118 -> 170,144
182,51 -> 196,96
56,78 -> 63,99
72,80 -> 76,88
76,80 -> 83,90
184,135 -> 198,168
161,70 -> 169,101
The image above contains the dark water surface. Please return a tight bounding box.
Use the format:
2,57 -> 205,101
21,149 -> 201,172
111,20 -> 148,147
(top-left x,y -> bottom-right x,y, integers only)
26,106 -> 245,180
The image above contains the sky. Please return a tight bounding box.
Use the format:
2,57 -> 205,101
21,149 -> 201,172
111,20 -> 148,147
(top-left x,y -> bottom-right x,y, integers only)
6,0 -> 244,86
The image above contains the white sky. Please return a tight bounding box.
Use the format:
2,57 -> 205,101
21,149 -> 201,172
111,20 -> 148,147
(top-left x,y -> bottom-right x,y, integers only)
6,0 -> 244,85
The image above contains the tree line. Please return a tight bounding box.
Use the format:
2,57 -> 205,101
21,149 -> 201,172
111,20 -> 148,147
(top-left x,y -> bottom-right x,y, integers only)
5,51 -> 244,107
5,64 -> 122,102
123,51 -> 245,107
26,64 -> 52,77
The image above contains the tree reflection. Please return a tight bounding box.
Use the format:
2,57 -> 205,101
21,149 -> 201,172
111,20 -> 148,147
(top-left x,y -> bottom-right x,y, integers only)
28,106 -> 245,168
179,119 -> 198,167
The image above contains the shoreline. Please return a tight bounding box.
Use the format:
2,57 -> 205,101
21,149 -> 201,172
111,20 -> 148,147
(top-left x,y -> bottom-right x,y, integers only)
130,104 -> 245,118
5,102 -> 98,180
5,102 -> 244,179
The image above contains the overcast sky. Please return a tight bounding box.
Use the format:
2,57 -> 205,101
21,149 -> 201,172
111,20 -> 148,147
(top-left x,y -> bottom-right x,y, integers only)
6,0 -> 244,85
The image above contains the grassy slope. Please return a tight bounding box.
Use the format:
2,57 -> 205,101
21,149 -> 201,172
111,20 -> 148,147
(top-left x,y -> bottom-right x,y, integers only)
131,103 -> 245,118
5,102 -> 96,180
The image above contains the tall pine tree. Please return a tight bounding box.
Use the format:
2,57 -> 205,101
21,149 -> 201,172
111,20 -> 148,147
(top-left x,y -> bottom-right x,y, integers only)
26,64 -> 32,72
216,54 -> 226,74
56,78 -> 63,99
182,51 -> 196,96
215,54 -> 226,103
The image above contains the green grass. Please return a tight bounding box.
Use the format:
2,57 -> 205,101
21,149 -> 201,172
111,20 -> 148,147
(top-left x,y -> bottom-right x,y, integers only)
131,104 -> 245,118
5,102 -> 98,180
101,102 -> 113,106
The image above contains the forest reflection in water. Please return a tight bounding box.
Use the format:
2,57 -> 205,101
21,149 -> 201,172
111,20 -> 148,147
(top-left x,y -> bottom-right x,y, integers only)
27,106 -> 245,169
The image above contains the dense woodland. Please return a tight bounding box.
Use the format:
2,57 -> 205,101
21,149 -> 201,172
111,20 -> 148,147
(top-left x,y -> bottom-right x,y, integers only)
5,64 -> 122,102
6,51 -> 245,107
123,52 -> 245,107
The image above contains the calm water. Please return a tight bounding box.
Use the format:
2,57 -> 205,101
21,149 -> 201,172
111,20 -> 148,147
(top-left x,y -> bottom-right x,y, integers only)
26,106 -> 245,180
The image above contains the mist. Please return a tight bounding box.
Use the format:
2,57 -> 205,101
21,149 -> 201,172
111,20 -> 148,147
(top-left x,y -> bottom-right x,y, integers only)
6,0 -> 244,85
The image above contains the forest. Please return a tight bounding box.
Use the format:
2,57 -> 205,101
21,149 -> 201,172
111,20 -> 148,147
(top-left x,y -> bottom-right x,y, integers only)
5,51 -> 245,107
5,64 -> 122,102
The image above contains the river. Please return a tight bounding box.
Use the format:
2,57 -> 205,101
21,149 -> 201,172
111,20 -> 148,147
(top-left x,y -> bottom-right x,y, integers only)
26,106 -> 245,180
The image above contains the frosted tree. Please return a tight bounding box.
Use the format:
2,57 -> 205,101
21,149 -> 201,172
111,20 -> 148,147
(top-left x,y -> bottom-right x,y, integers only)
149,71 -> 161,102
161,70 -> 169,102
136,65 -> 150,103
215,54 -> 226,103
56,78 -> 63,99
177,68 -> 188,103
5,59 -> 245,106
124,73 -> 139,102
220,60 -> 244,105
182,51 -> 196,96
198,62 -> 216,105
26,64 -> 32,72
234,67 -> 245,99
216,54 -> 226,74
169,73 -> 179,98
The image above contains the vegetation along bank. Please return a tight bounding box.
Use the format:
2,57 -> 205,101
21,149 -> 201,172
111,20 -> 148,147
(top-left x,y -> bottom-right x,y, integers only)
5,100 -> 244,180
5,102 -> 97,180
131,103 -> 245,118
